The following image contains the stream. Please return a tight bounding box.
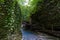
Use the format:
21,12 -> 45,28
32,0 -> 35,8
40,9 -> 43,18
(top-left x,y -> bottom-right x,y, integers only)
21,24 -> 60,40
21,29 -> 60,40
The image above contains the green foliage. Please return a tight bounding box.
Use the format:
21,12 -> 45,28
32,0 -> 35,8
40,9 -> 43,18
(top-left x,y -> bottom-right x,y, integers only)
0,0 -> 22,40
28,0 -> 60,37
17,0 -> 43,21
31,0 -> 60,30
0,0 -> 4,3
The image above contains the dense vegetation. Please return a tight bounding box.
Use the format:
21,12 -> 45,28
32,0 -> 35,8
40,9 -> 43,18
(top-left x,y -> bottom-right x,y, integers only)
0,0 -> 60,40
0,0 -> 22,40
30,0 -> 60,37
21,0 -> 60,38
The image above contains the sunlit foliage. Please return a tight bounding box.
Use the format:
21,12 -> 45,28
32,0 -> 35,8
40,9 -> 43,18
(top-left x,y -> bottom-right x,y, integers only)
17,0 -> 43,21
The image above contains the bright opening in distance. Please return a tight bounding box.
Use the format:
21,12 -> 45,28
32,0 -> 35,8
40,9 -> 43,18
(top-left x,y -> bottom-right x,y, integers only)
23,0 -> 33,6
24,0 -> 29,6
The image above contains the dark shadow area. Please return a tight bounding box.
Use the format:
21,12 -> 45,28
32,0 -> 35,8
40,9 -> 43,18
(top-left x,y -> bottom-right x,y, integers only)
23,0 -> 60,38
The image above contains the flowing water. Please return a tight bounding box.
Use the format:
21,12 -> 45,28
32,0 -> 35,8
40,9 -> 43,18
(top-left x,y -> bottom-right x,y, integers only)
21,28 -> 60,40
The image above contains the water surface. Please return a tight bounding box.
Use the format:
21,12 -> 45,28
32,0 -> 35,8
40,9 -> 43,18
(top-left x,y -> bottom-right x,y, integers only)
21,29 -> 60,40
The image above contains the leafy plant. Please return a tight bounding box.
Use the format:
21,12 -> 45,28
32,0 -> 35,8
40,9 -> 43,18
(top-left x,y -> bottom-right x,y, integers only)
0,0 -> 22,40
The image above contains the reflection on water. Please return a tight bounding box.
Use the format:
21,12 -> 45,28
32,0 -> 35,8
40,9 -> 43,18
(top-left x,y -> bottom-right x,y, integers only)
21,28 -> 60,40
